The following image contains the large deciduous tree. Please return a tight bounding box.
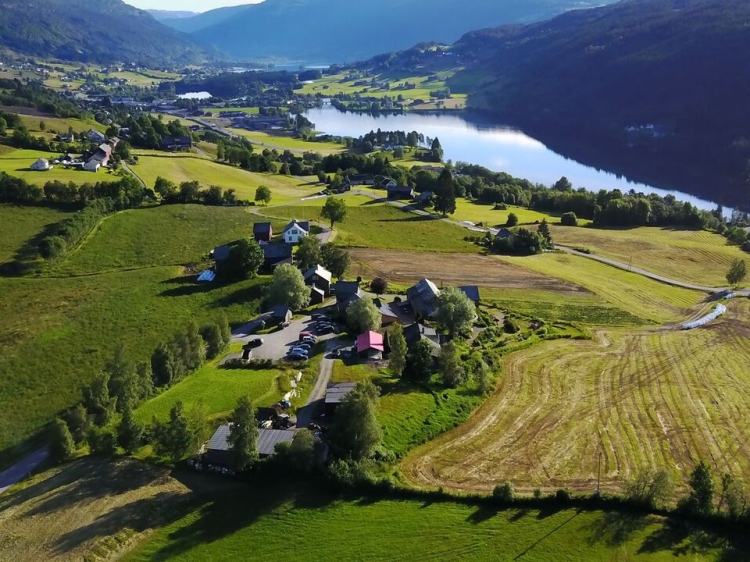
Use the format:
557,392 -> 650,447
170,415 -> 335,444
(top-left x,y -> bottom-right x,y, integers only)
405,340 -> 433,382
726,258 -> 747,288
438,341 -> 467,388
388,324 -> 407,377
222,238 -> 264,281
296,235 -> 321,271
320,243 -> 350,279
434,287 -> 477,338
255,185 -> 271,206
321,196 -> 347,228
346,298 -> 382,334
228,395 -> 259,472
153,401 -> 192,462
267,263 -> 310,310
49,417 -> 75,462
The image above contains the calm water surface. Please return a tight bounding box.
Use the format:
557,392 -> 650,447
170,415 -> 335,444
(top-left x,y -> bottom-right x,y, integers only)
304,106 -> 718,211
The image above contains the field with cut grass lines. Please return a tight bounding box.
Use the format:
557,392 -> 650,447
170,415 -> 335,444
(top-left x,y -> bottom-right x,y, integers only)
498,252 -> 704,324
551,225 -> 748,288
402,299 -> 750,496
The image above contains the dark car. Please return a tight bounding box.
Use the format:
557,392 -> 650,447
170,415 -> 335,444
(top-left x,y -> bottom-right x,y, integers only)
316,325 -> 334,335
244,338 -> 264,349
296,342 -> 313,351
312,312 -> 328,320
287,353 -> 308,362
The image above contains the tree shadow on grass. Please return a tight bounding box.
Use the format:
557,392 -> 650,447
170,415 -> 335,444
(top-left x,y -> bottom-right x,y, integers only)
637,518 -> 742,559
378,215 -> 441,223
466,504 -> 500,524
584,510 -> 651,547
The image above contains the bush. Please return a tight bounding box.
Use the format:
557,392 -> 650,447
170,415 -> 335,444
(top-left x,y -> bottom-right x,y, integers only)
533,488 -> 542,499
561,211 -> 578,226
503,318 -> 520,334
88,426 -> 117,456
39,236 -> 66,259
555,488 -> 572,503
493,481 -> 515,503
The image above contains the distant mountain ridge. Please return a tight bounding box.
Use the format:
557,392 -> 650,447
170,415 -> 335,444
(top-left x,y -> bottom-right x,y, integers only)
0,0 -> 214,65
160,0 -> 617,63
147,9 -> 199,21
446,0 -> 750,205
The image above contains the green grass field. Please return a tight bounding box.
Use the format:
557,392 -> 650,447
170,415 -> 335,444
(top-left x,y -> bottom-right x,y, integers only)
125,478 -> 736,562
132,154 -> 318,203
53,205 -> 273,275
17,114 -> 106,135
0,204 -> 71,264
551,224 -> 748,288
451,201 -> 591,228
228,129 -> 344,154
266,195 -> 480,254
497,252 -> 704,324
0,203 -> 284,454
0,148 -> 119,185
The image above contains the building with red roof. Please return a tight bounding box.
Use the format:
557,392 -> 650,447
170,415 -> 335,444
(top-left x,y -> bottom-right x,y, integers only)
356,331 -> 384,360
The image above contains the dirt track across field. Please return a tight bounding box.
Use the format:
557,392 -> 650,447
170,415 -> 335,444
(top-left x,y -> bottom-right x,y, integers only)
349,248 -> 589,294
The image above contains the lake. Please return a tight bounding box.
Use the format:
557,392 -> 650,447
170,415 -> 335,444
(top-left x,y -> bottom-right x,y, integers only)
304,106 -> 719,211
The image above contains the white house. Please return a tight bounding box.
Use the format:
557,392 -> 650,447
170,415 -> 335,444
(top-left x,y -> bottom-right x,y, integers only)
84,160 -> 100,172
30,158 -> 51,171
282,220 -> 310,244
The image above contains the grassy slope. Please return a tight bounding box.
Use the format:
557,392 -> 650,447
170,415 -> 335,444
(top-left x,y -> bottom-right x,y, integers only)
131,155 -> 318,203
53,205 -> 266,275
551,224 -> 748,288
402,299 -> 750,495
0,204 -> 71,264
125,479 -> 732,562
265,195 -> 481,254
451,200 -> 591,227
497,252 -> 704,324
0,204 -> 273,453
227,128 -> 344,154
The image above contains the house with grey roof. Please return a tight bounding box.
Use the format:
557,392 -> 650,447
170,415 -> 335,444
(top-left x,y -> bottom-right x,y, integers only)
283,220 -> 310,244
406,278 -> 440,318
253,222 -> 273,242
458,286 -> 481,304
304,264 -> 333,296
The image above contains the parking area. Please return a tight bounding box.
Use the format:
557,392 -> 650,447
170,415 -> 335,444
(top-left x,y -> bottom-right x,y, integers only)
232,313 -> 342,361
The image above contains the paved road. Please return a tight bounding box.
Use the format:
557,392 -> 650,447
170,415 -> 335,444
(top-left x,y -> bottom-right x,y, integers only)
296,337 -> 350,428
0,447 -> 48,495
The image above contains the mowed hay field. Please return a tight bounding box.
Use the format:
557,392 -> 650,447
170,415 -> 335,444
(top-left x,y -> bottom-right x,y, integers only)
499,252 -> 704,324
402,299 -> 750,496
551,225 -> 749,288
131,155 -> 318,203
0,149 -> 120,185
0,458 -> 191,562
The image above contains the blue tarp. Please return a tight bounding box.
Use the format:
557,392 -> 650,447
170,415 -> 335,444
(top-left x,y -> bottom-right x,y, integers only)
197,270 -> 216,282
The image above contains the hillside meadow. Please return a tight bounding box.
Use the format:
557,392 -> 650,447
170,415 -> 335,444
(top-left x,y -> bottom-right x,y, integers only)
550,224 -> 748,288
0,204 -> 275,455
0,204 -> 71,264
130,154 -> 317,203
0,148 -> 120,185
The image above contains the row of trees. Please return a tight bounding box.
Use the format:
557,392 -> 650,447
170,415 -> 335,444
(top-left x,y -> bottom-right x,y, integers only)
490,219 -> 554,256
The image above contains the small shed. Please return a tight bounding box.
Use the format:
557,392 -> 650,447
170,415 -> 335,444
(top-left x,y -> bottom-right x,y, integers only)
386,184 -> 414,200
262,243 -> 293,270
309,285 -> 326,305
271,304 -> 293,323
356,331 -> 385,360
325,382 -> 357,415
458,286 -> 481,304
253,222 -> 273,242
374,298 -> 399,325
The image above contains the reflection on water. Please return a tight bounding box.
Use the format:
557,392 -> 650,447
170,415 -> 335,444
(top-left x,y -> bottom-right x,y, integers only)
304,106 -> 718,211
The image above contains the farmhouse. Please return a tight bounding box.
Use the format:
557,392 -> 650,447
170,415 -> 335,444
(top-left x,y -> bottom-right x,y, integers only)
282,220 -> 310,244
161,136 -> 193,151
262,243 -> 293,270
356,330 -> 385,360
86,143 -> 112,169
377,177 -> 397,189
403,323 -> 441,356
324,382 -> 357,415
207,425 -> 295,464
30,158 -> 51,171
387,184 -> 415,200
407,278 -> 440,318
347,173 -> 376,186
304,264 -> 332,296
253,222 -> 273,242
374,298 -> 399,325
416,191 -> 434,205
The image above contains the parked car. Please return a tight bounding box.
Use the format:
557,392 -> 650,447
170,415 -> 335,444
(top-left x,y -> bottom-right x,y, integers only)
311,312 -> 328,320
296,342 -> 313,351
316,325 -> 334,335
301,336 -> 317,344
291,347 -> 310,356
287,353 -> 308,361
244,338 -> 264,349
299,330 -> 315,339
